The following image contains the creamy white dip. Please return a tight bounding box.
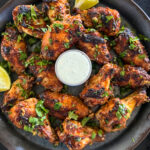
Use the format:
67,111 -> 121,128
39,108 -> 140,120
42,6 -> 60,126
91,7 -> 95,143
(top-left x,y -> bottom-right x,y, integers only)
55,50 -> 92,86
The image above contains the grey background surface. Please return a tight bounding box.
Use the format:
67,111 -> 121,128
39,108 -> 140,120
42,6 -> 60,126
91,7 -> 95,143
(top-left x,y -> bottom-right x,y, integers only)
0,0 -> 149,150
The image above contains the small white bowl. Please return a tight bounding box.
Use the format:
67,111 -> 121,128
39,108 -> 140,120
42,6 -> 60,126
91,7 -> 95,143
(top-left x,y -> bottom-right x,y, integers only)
55,49 -> 92,86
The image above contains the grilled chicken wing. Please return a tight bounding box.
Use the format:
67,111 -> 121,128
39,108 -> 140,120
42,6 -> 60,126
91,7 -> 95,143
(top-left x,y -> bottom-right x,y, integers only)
8,98 -> 57,143
42,0 -> 70,23
13,5 -> 46,39
1,75 -> 34,111
114,28 -> 150,71
41,18 -> 83,60
39,91 -> 90,120
96,89 -> 149,132
26,53 -> 63,92
57,118 -> 105,150
77,29 -> 112,64
75,7 -> 121,36
1,27 -> 27,74
80,63 -> 120,107
114,65 -> 150,88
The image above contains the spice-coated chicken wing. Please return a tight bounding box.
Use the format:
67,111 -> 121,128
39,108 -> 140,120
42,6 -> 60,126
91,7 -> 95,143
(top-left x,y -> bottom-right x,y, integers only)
13,5 -> 46,39
96,89 -> 149,132
80,63 -> 120,108
75,7 -> 121,36
1,75 -> 34,111
8,98 -> 57,144
77,29 -> 112,64
1,26 -> 27,74
114,65 -> 150,88
26,53 -> 63,92
39,91 -> 91,120
114,28 -> 150,71
57,118 -> 105,150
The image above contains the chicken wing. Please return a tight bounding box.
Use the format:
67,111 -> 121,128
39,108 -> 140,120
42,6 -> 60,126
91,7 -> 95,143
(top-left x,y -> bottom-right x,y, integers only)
26,53 -> 63,92
96,88 -> 149,132
80,63 -> 120,107
1,75 -> 34,111
75,7 -> 121,36
114,28 -> 150,71
77,29 -> 112,64
114,65 -> 150,88
1,26 -> 27,74
13,5 -> 46,39
42,0 -> 70,23
8,98 -> 57,143
39,91 -> 90,120
57,118 -> 105,150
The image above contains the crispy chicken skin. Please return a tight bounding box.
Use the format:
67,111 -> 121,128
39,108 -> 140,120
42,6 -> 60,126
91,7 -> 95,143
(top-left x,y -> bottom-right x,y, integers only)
8,98 -> 57,143
75,7 -> 121,36
114,65 -> 150,88
114,28 -> 150,71
13,5 -> 46,39
42,0 -> 70,23
80,63 -> 120,107
96,89 -> 149,132
57,118 -> 105,150
39,91 -> 90,119
77,29 -> 112,64
26,53 -> 63,92
41,18 -> 83,60
1,27 -> 27,74
1,75 -> 34,111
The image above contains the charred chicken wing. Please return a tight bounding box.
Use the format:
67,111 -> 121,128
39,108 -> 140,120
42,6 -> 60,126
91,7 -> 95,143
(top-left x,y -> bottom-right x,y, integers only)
26,53 -> 63,92
80,63 -> 120,107
1,75 -> 34,111
13,5 -> 46,39
114,28 -> 150,71
1,26 -> 27,74
96,89 -> 149,132
8,98 -> 57,143
75,7 -> 121,36
57,118 -> 105,150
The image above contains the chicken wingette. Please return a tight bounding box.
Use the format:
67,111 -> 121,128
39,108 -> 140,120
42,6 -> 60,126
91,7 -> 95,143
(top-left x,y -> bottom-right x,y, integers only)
13,5 -> 46,39
1,26 -> 27,74
57,118 -> 105,150
114,65 -> 150,88
114,28 -> 150,71
80,63 -> 120,108
39,91 -> 90,120
96,89 -> 149,132
8,98 -> 57,144
1,75 -> 34,111
75,7 -> 121,36
42,0 -> 70,23
77,29 -> 112,64
26,53 -> 63,92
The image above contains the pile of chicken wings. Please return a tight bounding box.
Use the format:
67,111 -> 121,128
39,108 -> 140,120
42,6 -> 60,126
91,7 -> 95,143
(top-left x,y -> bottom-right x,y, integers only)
1,0 -> 150,150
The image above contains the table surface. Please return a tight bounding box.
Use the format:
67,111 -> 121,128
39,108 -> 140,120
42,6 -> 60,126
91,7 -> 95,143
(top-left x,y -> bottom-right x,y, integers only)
0,0 -> 150,150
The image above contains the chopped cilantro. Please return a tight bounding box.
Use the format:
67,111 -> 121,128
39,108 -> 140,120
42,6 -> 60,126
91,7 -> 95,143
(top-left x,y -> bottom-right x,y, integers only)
98,130 -> 103,137
91,132 -> 96,140
106,16 -> 113,23
120,68 -> 125,76
102,91 -> 109,97
44,46 -> 49,51
54,102 -> 62,110
87,28 -> 96,32
19,50 -> 27,61
138,54 -> 146,59
116,111 -> 122,120
120,51 -> 127,58
68,111 -> 78,120
53,23 -> 64,30
64,42 -> 70,49
81,117 -> 90,126
31,5 -> 37,21
41,28 -> 47,33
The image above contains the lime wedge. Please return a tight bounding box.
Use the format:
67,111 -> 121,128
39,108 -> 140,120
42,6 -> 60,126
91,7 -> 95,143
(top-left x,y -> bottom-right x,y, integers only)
0,66 -> 11,92
75,0 -> 99,10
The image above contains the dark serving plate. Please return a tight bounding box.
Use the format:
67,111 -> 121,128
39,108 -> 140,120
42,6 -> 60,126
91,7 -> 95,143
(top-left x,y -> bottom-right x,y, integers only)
0,0 -> 150,150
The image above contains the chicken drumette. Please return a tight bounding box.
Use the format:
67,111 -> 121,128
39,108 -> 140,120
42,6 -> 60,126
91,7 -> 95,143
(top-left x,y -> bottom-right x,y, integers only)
8,98 -> 57,144
96,89 -> 149,132
80,63 -> 120,108
1,75 -> 34,111
57,118 -> 105,150
114,28 -> 150,71
1,26 -> 27,74
26,53 -> 63,92
13,5 -> 46,39
39,91 -> 91,120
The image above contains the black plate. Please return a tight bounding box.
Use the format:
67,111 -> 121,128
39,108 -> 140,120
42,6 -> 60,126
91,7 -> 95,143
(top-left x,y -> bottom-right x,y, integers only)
0,0 -> 150,150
